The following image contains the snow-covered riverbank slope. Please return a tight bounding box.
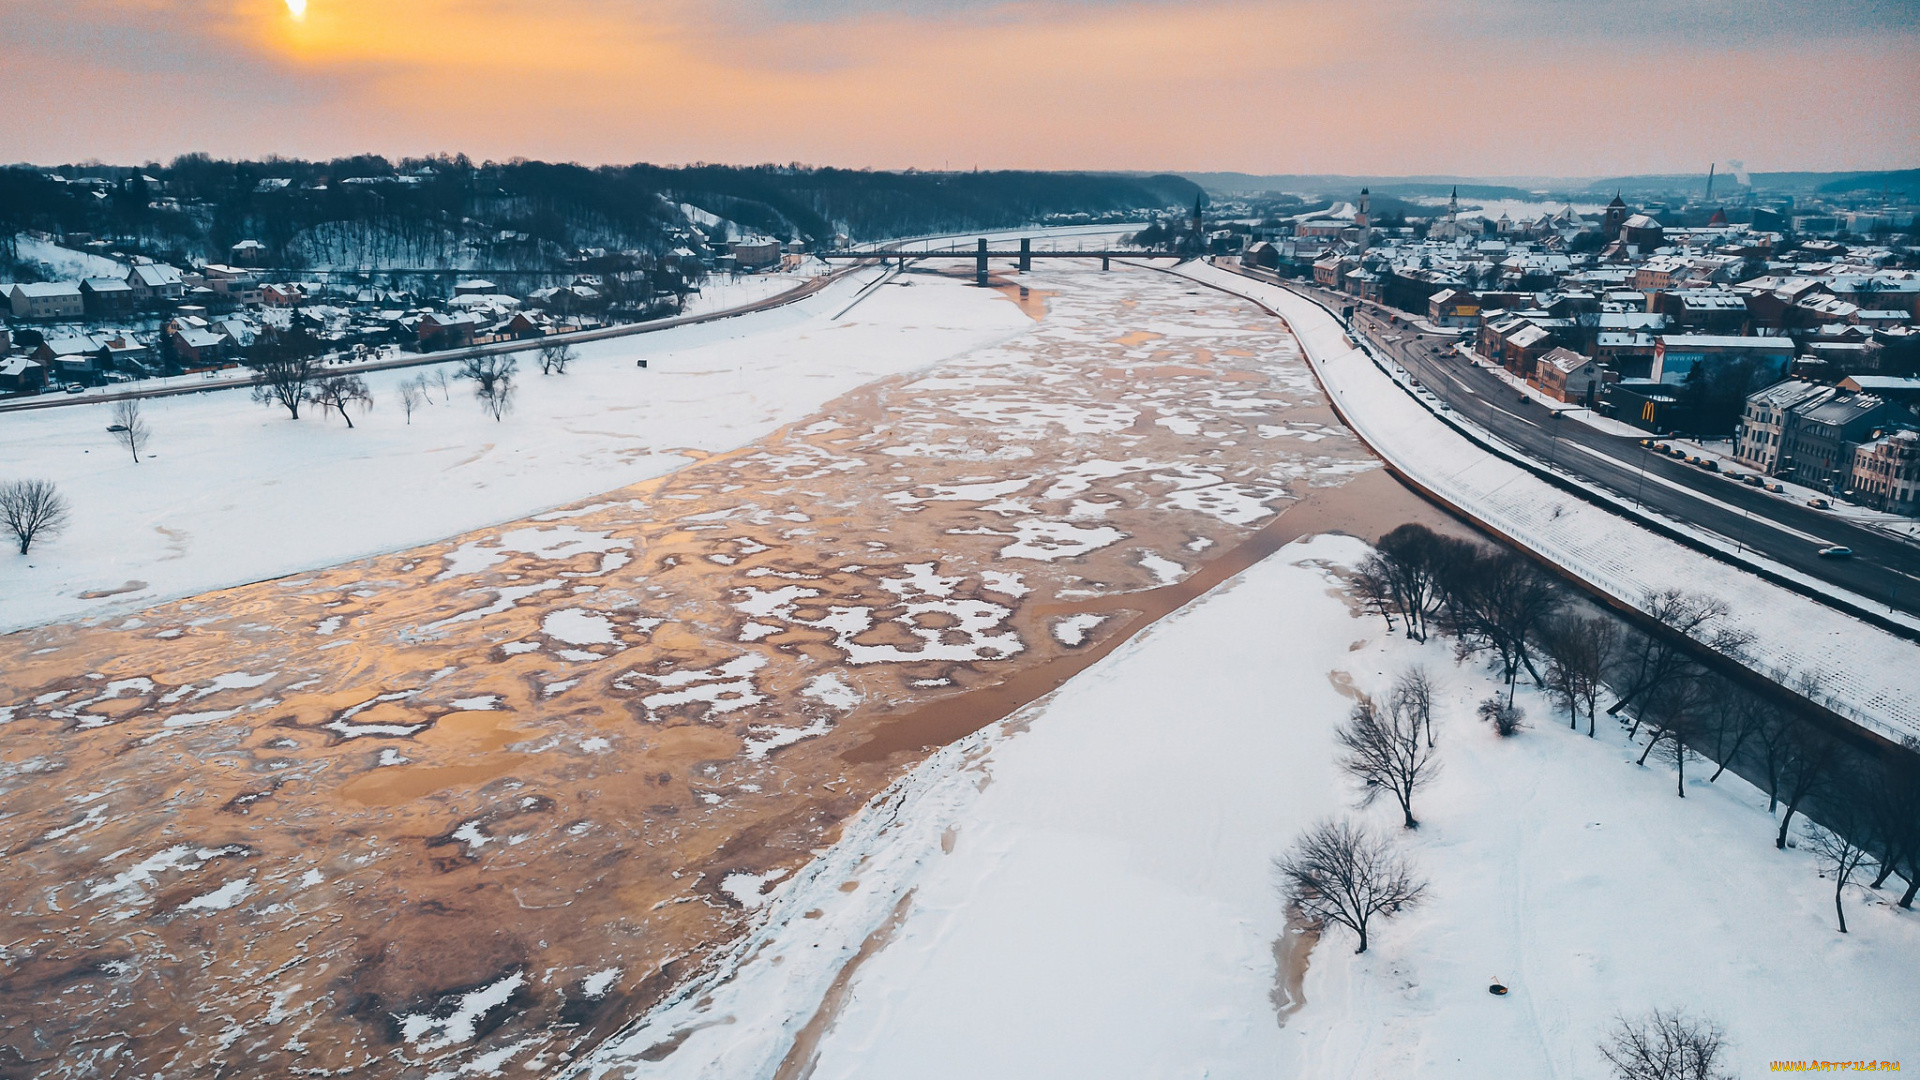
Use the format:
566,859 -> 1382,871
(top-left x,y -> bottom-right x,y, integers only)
0,267 -> 1032,631
574,534 -> 1920,1080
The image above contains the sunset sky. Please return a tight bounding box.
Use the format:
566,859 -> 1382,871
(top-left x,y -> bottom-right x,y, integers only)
3,0 -> 1917,175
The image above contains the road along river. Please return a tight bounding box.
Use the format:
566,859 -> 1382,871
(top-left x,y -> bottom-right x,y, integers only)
0,261 -> 1449,1076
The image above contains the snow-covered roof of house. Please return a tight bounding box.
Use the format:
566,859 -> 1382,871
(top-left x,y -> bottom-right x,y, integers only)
1538,347 -> 1592,373
1745,380 -> 1831,411
0,356 -> 42,376
1508,325 -> 1553,349
174,328 -> 225,349
82,277 -> 133,293
128,263 -> 183,287
42,333 -> 107,356
16,281 -> 83,298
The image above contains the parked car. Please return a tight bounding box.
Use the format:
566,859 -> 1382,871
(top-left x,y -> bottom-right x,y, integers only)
1741,475 -> 1764,487
1816,545 -> 1853,559
1764,482 -> 1785,493
1807,497 -> 1830,510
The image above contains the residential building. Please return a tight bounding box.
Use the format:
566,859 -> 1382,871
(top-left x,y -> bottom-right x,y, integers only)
1532,347 -> 1608,405
80,277 -> 135,319
1850,430 -> 1920,515
0,355 -> 45,394
1428,288 -> 1480,328
1778,390 -> 1898,491
1734,380 -> 1833,474
10,282 -> 86,320
127,261 -> 185,304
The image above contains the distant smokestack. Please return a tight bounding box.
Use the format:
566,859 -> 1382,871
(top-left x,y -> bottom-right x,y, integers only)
1705,163 -> 1716,203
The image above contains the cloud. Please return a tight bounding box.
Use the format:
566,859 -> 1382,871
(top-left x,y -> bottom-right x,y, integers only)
1,0 -> 1915,171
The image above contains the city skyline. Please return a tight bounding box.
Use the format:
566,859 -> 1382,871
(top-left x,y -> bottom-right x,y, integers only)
3,0 -> 1917,174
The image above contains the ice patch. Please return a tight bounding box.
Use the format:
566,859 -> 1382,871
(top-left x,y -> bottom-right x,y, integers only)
800,673 -> 861,710
436,526 -> 631,582
582,968 -> 623,999
542,609 -> 617,646
993,520 -> 1127,562
396,970 -> 526,1052
1052,614 -> 1107,647
1139,552 -> 1185,586
720,869 -> 789,910
179,877 -> 253,914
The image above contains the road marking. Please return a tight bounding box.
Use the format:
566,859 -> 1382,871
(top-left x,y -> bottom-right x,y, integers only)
1558,439 -> 1832,544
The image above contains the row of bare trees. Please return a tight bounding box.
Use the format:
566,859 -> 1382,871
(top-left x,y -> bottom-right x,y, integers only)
250,338 -> 563,427
1362,521 -> 1920,927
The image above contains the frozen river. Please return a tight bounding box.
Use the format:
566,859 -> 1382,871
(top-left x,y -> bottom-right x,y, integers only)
0,261 -> 1435,1075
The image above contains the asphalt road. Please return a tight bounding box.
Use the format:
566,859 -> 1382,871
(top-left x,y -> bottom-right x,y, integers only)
1261,277 -> 1920,619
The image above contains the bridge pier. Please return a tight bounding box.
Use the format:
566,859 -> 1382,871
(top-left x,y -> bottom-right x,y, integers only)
1102,254 -> 1110,271
976,239 -> 988,287
1019,238 -> 1031,273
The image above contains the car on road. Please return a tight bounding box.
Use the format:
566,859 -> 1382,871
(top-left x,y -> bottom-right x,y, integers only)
1764,482 -> 1785,493
1741,474 -> 1764,487
1807,497 -> 1831,510
1816,545 -> 1853,559
64,383 -> 85,394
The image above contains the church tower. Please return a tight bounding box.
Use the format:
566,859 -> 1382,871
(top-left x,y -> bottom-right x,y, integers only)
1604,192 -> 1629,240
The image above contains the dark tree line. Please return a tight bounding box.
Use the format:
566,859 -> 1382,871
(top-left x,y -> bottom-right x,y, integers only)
3,158 -> 1202,271
1361,522 -> 1920,919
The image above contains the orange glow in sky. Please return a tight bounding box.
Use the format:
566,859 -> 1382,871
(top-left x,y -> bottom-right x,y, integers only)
1,0 -> 1915,173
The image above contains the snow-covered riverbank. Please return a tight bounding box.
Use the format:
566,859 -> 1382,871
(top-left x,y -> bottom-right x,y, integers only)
0,266 -> 1032,630
574,534 -> 1920,1079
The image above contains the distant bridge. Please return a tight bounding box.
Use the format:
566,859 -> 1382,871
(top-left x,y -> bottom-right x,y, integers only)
822,239 -> 1190,284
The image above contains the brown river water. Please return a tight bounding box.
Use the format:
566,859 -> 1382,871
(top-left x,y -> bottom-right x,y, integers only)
0,263 -> 1455,1076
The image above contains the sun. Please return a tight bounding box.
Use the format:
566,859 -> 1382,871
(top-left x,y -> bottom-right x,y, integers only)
284,0 -> 307,19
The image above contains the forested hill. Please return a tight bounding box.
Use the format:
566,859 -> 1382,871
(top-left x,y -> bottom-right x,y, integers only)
0,157 -> 1200,271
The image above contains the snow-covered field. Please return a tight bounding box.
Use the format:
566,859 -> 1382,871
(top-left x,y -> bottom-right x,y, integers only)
576,535 -> 1920,1079
0,265 -> 1033,630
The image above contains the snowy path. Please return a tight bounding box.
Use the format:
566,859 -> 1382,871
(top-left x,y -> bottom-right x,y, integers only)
583,536 -> 1920,1079
1174,261 -> 1920,745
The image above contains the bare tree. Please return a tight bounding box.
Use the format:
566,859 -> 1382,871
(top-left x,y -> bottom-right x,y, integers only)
1444,551 -> 1562,701
1336,690 -> 1439,828
1369,524 -> 1470,642
249,325 -> 325,419
1274,818 -> 1426,954
1635,677 -> 1710,797
536,341 -> 576,375
110,398 -> 150,464
1354,555 -> 1398,634
1598,1009 -> 1732,1080
1862,763 -> 1920,908
1805,819 -> 1874,934
1390,666 -> 1436,748
1543,614 -> 1616,737
307,375 -> 372,428
459,354 -> 517,421
1,479 -> 71,555
1703,687 -> 1769,783
1608,591 -> 1752,727
1771,718 -> 1838,850
399,380 -> 423,424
